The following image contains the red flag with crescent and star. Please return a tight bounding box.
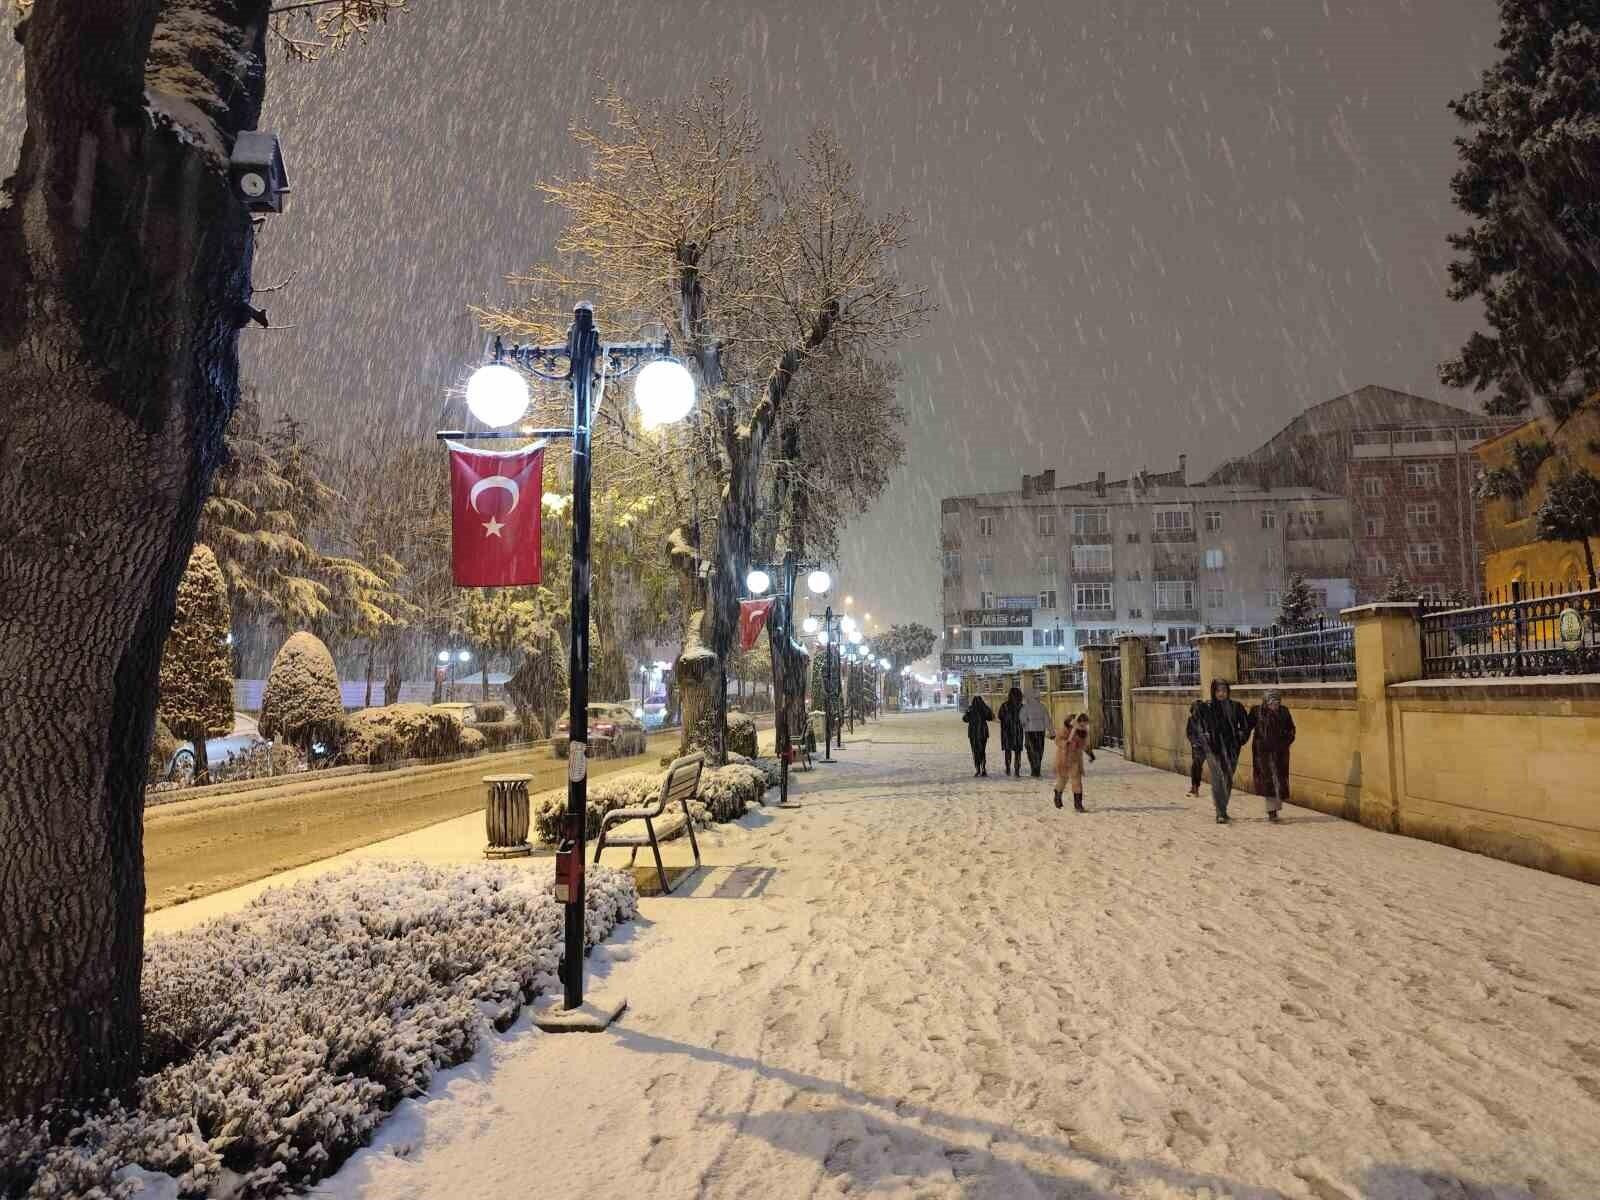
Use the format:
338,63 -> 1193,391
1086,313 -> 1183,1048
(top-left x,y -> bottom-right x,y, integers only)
447,441 -> 546,587
739,598 -> 776,652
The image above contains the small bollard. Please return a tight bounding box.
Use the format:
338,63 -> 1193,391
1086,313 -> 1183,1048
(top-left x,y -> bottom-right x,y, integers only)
483,772 -> 534,859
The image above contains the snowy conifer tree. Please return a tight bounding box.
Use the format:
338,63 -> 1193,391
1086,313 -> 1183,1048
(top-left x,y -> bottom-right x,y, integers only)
157,547 -> 235,785
259,632 -> 344,756
1441,1 -> 1600,417
1534,465 -> 1600,587
1381,573 -> 1418,603
1278,574 -> 1318,630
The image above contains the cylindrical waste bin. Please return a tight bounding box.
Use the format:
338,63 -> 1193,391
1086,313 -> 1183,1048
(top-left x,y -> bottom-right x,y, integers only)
483,773 -> 534,858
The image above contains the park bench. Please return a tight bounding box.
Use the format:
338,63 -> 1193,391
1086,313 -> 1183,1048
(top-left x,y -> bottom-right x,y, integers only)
593,752 -> 704,894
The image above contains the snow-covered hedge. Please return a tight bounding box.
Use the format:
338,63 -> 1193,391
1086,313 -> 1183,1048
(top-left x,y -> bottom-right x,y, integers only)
0,861 -> 637,1200
531,759 -> 773,845
724,709 -> 758,758
531,772 -> 654,844
334,703 -> 468,765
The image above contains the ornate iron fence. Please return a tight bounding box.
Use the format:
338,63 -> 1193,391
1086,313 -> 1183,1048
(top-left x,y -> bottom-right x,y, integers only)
1144,644 -> 1199,687
1237,619 -> 1356,684
1419,583 -> 1600,678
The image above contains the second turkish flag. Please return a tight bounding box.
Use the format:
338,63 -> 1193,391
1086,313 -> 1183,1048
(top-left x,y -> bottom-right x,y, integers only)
448,441 -> 546,587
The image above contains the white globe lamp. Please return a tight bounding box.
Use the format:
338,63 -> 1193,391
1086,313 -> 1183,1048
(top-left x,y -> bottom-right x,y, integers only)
465,363 -> 530,428
458,650 -> 472,664
746,569 -> 772,596
806,569 -> 831,595
848,630 -> 863,645
802,616 -> 820,635
635,359 -> 696,429
437,650 -> 450,664
840,614 -> 857,634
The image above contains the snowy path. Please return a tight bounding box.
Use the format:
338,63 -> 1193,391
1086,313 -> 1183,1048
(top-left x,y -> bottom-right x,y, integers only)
316,712 -> 1600,1200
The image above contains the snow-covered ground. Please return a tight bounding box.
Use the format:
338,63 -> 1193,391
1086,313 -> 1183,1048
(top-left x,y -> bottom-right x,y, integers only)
301,711 -> 1600,1200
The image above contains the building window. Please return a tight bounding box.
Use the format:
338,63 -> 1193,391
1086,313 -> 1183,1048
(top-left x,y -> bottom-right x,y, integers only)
1408,542 -> 1445,568
1405,462 -> 1441,489
1039,554 -> 1058,577
1260,509 -> 1278,530
1155,580 -> 1195,611
1363,477 -> 1384,498
942,552 -> 961,578
977,554 -> 993,575
1309,587 -> 1329,610
1406,501 -> 1441,528
1128,607 -> 1144,619
1153,507 -> 1194,533
977,515 -> 996,537
1365,555 -> 1386,577
1074,583 -> 1113,612
1266,589 -> 1281,609
1203,509 -> 1223,532
980,629 -> 1024,647
947,629 -> 972,649
1031,627 -> 1066,647
1072,507 -> 1110,536
1364,515 -> 1383,538
1203,548 -> 1224,570
1417,583 -> 1445,602
1072,543 -> 1113,574
1038,589 -> 1058,610
1292,509 -> 1322,533
1167,626 -> 1197,646
1036,513 -> 1054,537
1205,587 -> 1225,609
980,591 -> 995,609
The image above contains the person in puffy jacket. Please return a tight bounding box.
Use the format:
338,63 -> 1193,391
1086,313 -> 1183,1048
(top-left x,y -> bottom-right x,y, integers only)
997,686 -> 1025,776
1248,690 -> 1295,823
963,694 -> 994,776
1021,691 -> 1051,777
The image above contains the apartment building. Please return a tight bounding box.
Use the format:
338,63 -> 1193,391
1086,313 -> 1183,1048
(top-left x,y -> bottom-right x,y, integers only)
1207,385 -> 1517,601
939,463 -> 1352,672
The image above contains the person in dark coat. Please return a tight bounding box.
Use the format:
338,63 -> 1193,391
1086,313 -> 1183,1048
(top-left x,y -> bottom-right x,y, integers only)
1183,700 -> 1206,797
997,686 -> 1026,776
963,694 -> 994,776
1196,678 -> 1253,824
1248,689 -> 1295,823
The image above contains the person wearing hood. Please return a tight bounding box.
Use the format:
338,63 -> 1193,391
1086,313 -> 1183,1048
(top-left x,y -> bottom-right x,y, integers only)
963,692 -> 995,776
1196,678 -> 1254,824
1183,699 -> 1206,797
997,686 -> 1026,776
1248,690 -> 1295,823
1021,690 -> 1051,777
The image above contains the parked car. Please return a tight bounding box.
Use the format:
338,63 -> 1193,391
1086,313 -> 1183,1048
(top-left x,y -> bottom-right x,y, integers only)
551,703 -> 649,758
636,698 -> 669,731
164,714 -> 269,783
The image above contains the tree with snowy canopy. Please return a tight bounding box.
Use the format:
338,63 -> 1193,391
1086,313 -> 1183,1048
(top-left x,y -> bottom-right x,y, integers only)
1534,465 -> 1600,587
0,0 -> 418,1115
156,545 -> 236,785
1440,0 -> 1600,418
259,632 -> 344,756
876,622 -> 938,671
1277,574 -> 1319,630
1381,573 -> 1420,603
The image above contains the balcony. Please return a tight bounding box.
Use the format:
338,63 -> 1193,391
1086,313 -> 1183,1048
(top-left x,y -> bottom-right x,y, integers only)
1073,605 -> 1115,620
1151,528 -> 1197,544
1070,567 -> 1115,582
1070,530 -> 1113,545
1153,606 -> 1201,622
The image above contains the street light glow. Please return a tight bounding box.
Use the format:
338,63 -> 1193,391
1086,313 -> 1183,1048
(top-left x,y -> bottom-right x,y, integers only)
802,616 -> 820,634
465,363 -> 530,428
848,630 -> 863,645
458,650 -> 472,663
746,568 -> 771,596
840,614 -> 857,633
437,650 -> 450,663
634,359 -> 696,428
844,595 -> 854,606
880,657 -> 890,668
806,569 -> 831,595
816,631 -> 829,645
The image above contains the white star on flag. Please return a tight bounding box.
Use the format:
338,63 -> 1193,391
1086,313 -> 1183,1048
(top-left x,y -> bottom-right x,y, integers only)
483,516 -> 505,537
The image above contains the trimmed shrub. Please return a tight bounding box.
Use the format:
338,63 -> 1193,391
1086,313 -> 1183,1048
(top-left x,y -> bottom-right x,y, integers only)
532,772 -> 656,844
518,710 -> 545,742
725,709 -> 758,758
460,727 -> 485,754
259,632 -> 343,753
695,762 -> 767,824
475,701 -> 507,723
474,719 -> 523,749
1,862 -> 638,1200
335,704 -> 467,766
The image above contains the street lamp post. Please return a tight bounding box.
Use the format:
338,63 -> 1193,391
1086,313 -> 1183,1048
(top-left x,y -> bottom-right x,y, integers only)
745,554 -> 821,807
441,304 -> 693,1021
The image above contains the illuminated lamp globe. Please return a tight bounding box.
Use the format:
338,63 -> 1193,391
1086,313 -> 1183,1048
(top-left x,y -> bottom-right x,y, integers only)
437,650 -> 450,663
802,616 -> 820,635
816,631 -> 829,646
879,658 -> 890,669
458,650 -> 472,663
848,630 -> 863,645
635,359 -> 696,429
746,569 -> 772,596
465,363 -> 530,428
806,569 -> 831,595
840,614 -> 857,634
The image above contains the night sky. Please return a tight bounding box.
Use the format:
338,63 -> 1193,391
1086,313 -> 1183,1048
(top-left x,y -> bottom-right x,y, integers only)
0,1 -> 1500,632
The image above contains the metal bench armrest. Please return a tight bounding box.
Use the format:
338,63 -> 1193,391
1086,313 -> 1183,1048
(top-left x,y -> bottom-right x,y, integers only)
600,804 -> 661,829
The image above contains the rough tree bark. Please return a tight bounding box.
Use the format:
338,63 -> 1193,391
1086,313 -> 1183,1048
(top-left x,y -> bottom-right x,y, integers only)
0,0 -> 269,1115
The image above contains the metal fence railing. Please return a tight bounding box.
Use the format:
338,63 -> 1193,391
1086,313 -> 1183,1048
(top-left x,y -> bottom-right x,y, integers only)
1237,619 -> 1356,684
1419,582 -> 1600,678
1144,644 -> 1199,687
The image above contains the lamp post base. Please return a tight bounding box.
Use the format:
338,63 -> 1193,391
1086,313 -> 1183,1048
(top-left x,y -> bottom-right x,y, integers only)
532,992 -> 627,1032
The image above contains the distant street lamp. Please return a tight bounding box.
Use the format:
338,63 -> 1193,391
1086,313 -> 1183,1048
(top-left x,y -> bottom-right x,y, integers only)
443,304 -> 693,1021
741,553 -> 820,807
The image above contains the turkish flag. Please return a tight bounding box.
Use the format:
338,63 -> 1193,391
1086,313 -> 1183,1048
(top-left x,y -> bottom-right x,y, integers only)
739,598 -> 775,651
448,441 -> 545,587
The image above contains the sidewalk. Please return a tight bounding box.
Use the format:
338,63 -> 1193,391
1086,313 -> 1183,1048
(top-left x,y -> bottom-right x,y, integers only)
236,711 -> 1600,1198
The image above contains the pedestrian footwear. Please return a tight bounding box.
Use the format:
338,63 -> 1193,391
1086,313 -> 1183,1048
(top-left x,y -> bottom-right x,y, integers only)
1074,800 -> 1085,813
1053,791 -> 1063,809
1186,788 -> 1199,797
1215,815 -> 1227,824
1267,810 -> 1280,823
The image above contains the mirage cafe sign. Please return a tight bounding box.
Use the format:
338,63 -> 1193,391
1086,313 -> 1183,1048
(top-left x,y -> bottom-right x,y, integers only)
962,605 -> 1034,629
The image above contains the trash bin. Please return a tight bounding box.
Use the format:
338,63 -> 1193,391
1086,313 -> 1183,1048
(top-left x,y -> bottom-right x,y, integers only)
483,772 -> 534,859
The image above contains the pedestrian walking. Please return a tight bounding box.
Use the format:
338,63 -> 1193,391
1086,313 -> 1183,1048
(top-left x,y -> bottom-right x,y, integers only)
1248,689 -> 1296,823
1184,700 -> 1206,797
998,686 -> 1026,776
1021,690 -> 1051,777
1051,711 -> 1096,811
1196,678 -> 1253,824
963,693 -> 994,776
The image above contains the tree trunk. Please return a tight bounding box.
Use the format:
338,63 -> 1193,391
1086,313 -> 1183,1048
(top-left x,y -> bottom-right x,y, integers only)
384,654 -> 402,707
481,664 -> 490,703
0,2 -> 269,1116
1584,538 -> 1597,590
364,642 -> 376,709
192,732 -> 211,786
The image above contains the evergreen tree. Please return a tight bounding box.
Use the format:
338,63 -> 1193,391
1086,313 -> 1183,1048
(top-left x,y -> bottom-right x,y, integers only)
878,622 -> 938,671
1440,1 -> 1600,417
1534,465 -> 1600,586
157,546 -> 236,785
260,632 -> 345,756
1278,574 -> 1318,630
1381,572 -> 1419,603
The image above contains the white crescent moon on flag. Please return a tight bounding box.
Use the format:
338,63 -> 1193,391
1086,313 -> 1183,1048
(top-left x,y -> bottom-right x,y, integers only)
469,475 -> 519,515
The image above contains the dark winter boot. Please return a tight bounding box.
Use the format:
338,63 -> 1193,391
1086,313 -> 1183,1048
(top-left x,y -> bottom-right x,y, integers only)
1267,810 -> 1280,823
1073,793 -> 1085,813
1053,790 -> 1063,809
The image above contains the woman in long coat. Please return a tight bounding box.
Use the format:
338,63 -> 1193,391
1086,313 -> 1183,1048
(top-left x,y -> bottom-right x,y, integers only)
1248,690 -> 1295,823
997,686 -> 1026,776
963,694 -> 994,776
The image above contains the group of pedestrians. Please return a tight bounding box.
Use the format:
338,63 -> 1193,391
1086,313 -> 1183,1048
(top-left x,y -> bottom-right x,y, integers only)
964,679 -> 1296,824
